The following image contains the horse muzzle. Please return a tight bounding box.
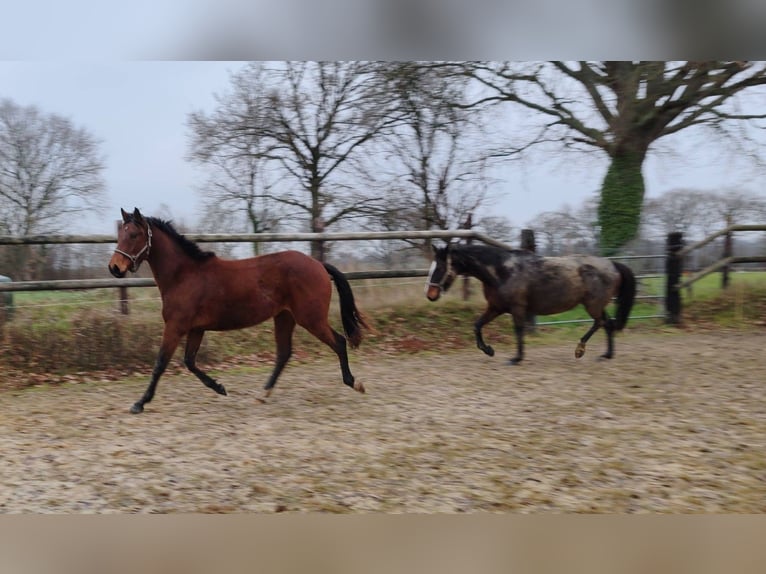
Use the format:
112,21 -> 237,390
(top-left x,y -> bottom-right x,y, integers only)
109,263 -> 126,278
426,285 -> 441,301
108,253 -> 129,278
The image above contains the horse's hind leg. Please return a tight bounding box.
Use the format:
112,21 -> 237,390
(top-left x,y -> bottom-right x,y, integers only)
302,318 -> 363,394
259,311 -> 296,401
575,314 -> 604,359
184,328 -> 227,396
509,312 -> 525,364
601,311 -> 616,359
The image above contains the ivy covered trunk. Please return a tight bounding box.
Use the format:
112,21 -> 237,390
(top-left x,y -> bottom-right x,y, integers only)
598,149 -> 647,256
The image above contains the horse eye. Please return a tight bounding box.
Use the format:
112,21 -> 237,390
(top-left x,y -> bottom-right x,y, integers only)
129,232 -> 139,239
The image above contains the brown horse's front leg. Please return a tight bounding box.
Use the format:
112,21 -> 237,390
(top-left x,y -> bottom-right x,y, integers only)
258,311 -> 296,402
184,329 -> 227,396
474,307 -> 502,357
131,326 -> 181,414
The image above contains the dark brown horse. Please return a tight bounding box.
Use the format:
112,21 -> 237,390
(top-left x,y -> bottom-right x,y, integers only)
425,243 -> 636,363
109,208 -> 370,414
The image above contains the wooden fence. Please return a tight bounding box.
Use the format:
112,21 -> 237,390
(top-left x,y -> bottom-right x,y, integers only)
665,223 -> 766,324
0,229 -> 509,296
1,224 -> 764,324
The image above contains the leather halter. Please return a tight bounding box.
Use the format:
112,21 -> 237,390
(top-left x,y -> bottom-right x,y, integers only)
113,223 -> 153,272
425,257 -> 455,294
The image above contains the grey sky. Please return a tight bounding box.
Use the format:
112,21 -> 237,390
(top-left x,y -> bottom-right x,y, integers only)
1,61 -> 764,236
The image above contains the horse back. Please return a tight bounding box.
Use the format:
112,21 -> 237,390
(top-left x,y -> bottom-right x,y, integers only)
171,250 -> 332,331
215,250 -> 332,302
508,255 -> 619,315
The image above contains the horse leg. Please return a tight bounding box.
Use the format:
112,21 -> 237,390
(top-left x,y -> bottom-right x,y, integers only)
509,312 -> 525,364
258,311 -> 295,402
184,328 -> 227,396
474,306 -> 502,357
601,311 -> 616,359
131,324 -> 182,414
575,314 -> 604,359
303,319 -> 363,394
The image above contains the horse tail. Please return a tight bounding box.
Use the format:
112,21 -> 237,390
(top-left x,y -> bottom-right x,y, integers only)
612,261 -> 636,331
323,263 -> 371,348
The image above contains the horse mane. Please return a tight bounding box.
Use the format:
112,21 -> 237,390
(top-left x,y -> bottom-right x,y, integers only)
145,216 -> 216,261
450,244 -> 539,267
450,243 -> 539,285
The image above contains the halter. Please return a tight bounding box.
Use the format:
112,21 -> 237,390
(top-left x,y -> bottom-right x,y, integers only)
113,223 -> 153,273
424,256 -> 455,294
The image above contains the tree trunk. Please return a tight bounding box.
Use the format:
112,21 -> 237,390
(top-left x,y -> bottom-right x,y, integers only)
248,214 -> 262,256
311,215 -> 325,262
598,149 -> 647,256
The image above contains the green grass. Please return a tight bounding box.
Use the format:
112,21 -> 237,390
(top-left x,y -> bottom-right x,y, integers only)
532,270 -> 765,325
0,270 -> 763,383
675,270 -> 766,299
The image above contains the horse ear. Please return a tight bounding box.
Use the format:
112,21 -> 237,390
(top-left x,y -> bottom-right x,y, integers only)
121,208 -> 131,223
132,208 -> 144,225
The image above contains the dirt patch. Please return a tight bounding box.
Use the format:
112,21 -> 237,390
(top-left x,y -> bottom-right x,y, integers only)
1,329 -> 764,513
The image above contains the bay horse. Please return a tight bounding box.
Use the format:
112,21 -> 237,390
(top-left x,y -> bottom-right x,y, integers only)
108,208 -> 370,414
425,243 -> 636,363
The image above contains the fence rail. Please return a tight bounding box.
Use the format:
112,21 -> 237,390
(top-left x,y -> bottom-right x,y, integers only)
677,224 -> 766,258
2,224 -> 764,325
0,229 -> 513,294
0,229 -> 515,248
0,269 -> 434,292
676,256 -> 766,291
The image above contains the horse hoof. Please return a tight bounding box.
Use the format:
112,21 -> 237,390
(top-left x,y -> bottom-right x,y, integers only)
255,396 -> 267,404
353,381 -> 366,394
483,346 -> 495,357
130,403 -> 144,414
599,353 -> 613,360
575,343 -> 586,358
509,357 -> 522,365
216,384 -> 228,396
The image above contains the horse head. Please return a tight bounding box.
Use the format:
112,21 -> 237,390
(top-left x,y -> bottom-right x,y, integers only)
109,207 -> 153,277
425,242 -> 457,301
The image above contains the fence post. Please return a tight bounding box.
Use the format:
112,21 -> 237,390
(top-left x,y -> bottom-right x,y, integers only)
665,232 -> 684,324
116,220 -> 129,315
462,212 -> 473,301
521,229 -> 537,331
722,215 -> 733,289
0,275 -> 13,325
520,229 -> 536,253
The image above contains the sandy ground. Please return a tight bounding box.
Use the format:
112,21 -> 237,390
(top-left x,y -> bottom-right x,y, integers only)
1,329 -> 764,513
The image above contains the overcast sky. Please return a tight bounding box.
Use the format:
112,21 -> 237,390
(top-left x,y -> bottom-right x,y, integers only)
1,61 -> 765,236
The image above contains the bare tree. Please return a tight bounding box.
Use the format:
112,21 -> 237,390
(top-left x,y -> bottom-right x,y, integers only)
0,99 -> 106,279
189,62 -> 403,261
642,188 -> 716,240
523,192 -> 604,255
643,187 -> 766,241
476,215 -> 515,245
376,63 -> 502,253
265,61 -> 406,259
187,63 -> 283,255
707,187 -> 766,228
526,207 -> 592,255
453,61 -> 766,254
